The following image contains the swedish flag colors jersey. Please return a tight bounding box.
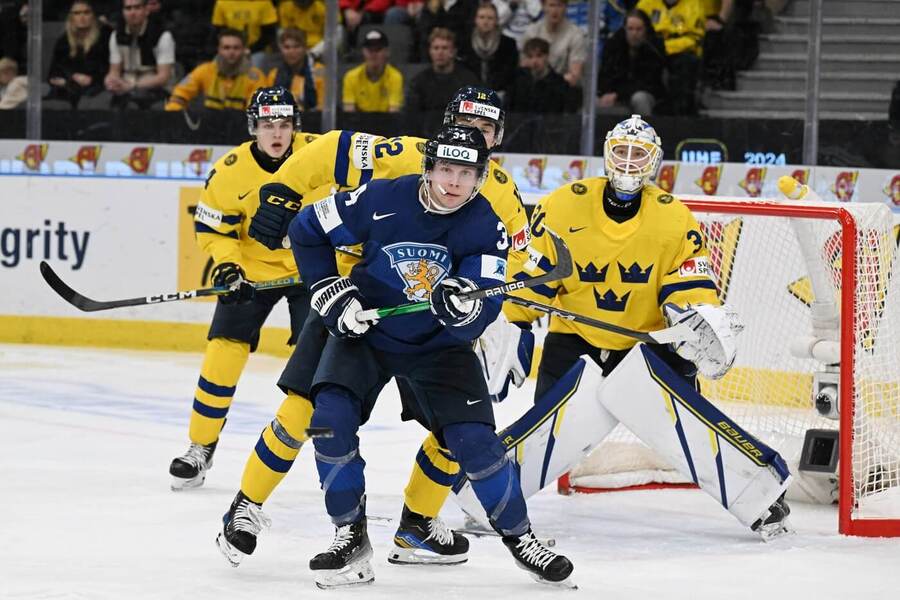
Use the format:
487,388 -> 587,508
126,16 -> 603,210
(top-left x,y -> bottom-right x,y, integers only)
289,174 -> 509,354
504,178 -> 720,350
194,133 -> 318,281
268,129 -> 531,251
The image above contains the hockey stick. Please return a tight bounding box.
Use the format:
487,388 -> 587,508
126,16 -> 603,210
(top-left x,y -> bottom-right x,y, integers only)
40,261 -> 302,312
502,295 -> 699,345
355,231 -> 573,322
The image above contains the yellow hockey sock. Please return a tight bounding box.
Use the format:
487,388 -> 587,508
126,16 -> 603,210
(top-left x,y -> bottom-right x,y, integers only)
404,432 -> 459,518
241,391 -> 314,504
189,338 -> 250,445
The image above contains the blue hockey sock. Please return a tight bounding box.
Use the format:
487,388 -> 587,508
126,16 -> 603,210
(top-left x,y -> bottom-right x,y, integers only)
442,422 -> 529,536
311,384 -> 367,525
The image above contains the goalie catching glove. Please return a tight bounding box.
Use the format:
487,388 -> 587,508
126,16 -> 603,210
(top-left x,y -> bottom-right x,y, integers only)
249,183 -> 303,250
211,262 -> 255,304
475,313 -> 535,402
311,276 -> 375,338
429,277 -> 483,328
664,303 -> 743,379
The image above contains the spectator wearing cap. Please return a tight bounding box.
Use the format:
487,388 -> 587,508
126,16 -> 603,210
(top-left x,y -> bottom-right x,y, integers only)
266,27 -> 323,110
406,27 -> 479,112
342,28 -> 403,112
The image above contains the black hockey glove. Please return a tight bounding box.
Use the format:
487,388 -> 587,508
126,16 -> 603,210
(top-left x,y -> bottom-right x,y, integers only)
430,277 -> 482,328
249,183 -> 303,250
310,276 -> 374,338
212,262 -> 255,304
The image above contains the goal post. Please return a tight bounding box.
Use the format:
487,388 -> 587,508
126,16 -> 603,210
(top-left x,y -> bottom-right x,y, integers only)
558,196 -> 900,537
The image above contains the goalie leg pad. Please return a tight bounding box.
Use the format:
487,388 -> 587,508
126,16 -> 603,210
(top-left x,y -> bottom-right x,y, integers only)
452,357 -> 618,528
598,344 -> 792,527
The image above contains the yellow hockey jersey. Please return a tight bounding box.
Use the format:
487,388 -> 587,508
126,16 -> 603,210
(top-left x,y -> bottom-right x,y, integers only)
504,178 -> 720,350
194,133 -> 320,281
267,129 -> 532,273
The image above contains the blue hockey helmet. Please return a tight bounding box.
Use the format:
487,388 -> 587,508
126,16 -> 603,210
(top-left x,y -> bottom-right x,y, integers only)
247,86 -> 301,136
443,86 -> 505,147
421,124 -> 491,214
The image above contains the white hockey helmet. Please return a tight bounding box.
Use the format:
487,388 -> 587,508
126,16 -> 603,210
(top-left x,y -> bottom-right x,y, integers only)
603,114 -> 662,197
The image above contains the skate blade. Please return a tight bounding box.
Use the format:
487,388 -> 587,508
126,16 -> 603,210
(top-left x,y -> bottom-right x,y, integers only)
170,474 -> 206,491
387,545 -> 468,566
514,561 -> 577,589
313,560 -> 375,589
757,517 -> 795,543
215,532 -> 247,567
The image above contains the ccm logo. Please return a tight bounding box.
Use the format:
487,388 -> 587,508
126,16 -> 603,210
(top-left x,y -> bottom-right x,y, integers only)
266,195 -> 302,211
147,291 -> 197,303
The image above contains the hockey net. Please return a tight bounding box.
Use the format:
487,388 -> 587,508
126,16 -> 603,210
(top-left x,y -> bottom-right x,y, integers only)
559,197 -> 900,537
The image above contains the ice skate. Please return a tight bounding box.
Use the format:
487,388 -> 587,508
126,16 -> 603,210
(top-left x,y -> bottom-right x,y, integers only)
388,505 -> 468,565
169,441 -> 217,490
215,491 -> 271,567
502,529 -> 576,589
751,493 -> 793,541
310,518 -> 375,589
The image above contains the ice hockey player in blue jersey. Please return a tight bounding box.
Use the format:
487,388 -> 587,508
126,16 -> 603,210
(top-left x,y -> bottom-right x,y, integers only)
287,124 -> 575,589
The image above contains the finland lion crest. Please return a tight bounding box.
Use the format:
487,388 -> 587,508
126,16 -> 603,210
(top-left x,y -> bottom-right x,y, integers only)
382,242 -> 452,301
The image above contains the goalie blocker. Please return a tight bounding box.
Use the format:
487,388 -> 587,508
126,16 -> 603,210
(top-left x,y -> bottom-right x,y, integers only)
454,344 -> 791,533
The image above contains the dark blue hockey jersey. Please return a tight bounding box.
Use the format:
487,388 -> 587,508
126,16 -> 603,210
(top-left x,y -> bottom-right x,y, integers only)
289,174 -> 509,354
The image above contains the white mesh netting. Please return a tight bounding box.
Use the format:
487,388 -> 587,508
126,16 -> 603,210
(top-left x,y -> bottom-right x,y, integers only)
567,197 -> 900,528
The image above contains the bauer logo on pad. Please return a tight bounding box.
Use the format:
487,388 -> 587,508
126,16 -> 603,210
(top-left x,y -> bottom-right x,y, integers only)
459,100 -> 500,120
437,144 -> 477,163
258,104 -> 294,117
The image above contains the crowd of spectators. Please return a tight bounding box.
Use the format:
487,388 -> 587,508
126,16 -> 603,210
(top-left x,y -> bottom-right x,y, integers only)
0,0 -> 768,117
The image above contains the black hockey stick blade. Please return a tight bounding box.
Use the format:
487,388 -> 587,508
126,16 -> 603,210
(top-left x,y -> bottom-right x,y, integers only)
502,295 -> 698,345
40,261 -> 301,312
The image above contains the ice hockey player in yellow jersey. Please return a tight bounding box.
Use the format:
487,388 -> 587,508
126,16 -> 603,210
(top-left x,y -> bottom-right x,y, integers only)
168,87 -> 318,490
216,87 -> 530,567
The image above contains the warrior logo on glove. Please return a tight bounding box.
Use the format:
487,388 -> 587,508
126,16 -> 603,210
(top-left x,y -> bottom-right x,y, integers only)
382,242 -> 451,301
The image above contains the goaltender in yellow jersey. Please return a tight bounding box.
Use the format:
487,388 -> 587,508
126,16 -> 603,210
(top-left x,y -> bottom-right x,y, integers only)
168,87 -> 317,491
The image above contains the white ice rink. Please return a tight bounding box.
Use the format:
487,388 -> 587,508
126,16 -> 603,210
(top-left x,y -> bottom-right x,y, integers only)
3,342 -> 900,599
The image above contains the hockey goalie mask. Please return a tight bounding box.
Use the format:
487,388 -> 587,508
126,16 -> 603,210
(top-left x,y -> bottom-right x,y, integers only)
604,115 -> 662,199
421,125 -> 491,215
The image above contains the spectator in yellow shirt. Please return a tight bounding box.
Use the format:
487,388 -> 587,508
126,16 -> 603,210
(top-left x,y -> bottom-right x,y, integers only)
165,29 -> 266,111
265,27 -> 323,110
212,0 -> 279,68
341,29 -> 403,112
636,0 -> 705,116
278,0 -> 326,58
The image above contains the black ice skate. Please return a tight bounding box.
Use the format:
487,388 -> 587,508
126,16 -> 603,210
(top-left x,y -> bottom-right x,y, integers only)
388,505 -> 469,565
751,492 -> 793,541
502,529 -> 576,588
309,518 -> 375,589
169,440 -> 217,490
215,491 -> 271,567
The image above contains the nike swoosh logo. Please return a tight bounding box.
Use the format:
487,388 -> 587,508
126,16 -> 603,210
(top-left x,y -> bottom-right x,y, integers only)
238,190 -> 252,200
372,212 -> 396,221
466,399 -> 482,405
568,226 -> 587,233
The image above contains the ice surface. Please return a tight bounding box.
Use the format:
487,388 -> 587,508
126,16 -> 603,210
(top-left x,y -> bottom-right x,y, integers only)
3,343 -> 900,599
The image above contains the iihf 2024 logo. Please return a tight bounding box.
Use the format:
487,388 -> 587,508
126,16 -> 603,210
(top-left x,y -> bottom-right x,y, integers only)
382,242 -> 451,301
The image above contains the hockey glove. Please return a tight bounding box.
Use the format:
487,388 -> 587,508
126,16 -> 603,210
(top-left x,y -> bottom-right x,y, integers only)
211,262 -> 255,304
475,313 -> 535,402
663,303 -> 743,380
430,277 -> 483,328
310,276 -> 374,338
249,183 -> 303,250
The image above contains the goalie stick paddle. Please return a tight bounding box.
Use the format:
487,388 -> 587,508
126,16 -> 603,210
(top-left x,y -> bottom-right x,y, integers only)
39,261 -> 302,312
502,295 -> 699,345
355,230 -> 573,322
